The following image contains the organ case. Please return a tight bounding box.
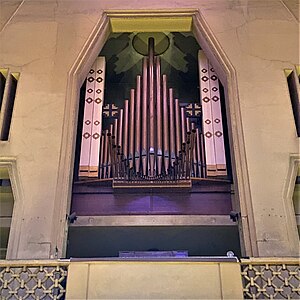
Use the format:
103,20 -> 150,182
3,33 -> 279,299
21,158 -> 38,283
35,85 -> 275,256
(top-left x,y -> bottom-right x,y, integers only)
78,39 -> 228,187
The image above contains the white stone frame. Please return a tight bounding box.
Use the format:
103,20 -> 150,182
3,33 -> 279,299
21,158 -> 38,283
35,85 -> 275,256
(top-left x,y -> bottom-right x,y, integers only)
0,157 -> 24,259
51,10 -> 259,258
282,153 -> 300,254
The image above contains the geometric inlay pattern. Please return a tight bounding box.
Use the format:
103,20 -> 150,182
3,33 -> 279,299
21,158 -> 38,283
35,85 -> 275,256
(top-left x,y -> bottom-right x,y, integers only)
185,103 -> 201,117
199,49 -> 227,177
241,263 -> 300,299
205,131 -> 213,138
92,133 -> 100,139
103,103 -> 119,117
215,131 -> 223,137
83,132 -> 91,139
211,75 -> 217,81
0,265 -> 68,299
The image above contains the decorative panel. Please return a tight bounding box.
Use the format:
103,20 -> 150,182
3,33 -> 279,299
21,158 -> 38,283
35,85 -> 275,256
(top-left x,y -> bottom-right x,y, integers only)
199,50 -> 227,176
79,57 -> 105,178
0,264 -> 68,299
241,262 -> 300,299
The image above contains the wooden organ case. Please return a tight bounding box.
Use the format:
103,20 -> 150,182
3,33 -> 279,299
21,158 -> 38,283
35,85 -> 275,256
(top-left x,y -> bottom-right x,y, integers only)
77,37 -> 229,190
71,34 -> 232,216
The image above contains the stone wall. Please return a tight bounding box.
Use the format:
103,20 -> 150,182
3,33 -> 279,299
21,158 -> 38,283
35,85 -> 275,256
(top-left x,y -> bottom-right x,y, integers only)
0,0 -> 299,258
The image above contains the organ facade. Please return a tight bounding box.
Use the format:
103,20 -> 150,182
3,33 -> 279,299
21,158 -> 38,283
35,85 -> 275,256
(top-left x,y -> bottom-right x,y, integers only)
78,36 -> 228,188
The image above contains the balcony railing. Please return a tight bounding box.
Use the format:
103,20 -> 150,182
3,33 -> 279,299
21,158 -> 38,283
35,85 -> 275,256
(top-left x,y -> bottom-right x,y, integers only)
0,260 -> 68,299
0,258 -> 299,299
241,258 -> 300,299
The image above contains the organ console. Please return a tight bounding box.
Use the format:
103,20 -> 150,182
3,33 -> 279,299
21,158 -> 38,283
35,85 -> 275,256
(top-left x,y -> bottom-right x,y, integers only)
79,37 -> 228,188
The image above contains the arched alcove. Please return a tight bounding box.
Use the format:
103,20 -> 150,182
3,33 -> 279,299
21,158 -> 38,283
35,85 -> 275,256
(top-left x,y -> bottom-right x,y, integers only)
52,10 -> 258,258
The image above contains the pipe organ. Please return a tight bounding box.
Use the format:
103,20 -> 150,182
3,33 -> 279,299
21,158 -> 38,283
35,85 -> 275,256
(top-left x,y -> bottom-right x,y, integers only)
79,38 -> 228,187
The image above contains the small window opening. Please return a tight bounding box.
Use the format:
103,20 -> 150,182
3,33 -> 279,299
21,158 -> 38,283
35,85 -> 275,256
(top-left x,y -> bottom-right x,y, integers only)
293,174 -> 300,237
286,70 -> 300,137
0,167 -> 14,259
0,69 -> 8,111
0,72 -> 19,141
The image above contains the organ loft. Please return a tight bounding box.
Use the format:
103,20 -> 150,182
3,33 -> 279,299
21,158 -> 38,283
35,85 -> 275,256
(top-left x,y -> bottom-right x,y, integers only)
69,32 -> 237,258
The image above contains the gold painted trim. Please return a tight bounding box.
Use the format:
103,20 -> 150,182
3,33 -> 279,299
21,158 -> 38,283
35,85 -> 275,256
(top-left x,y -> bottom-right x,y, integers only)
106,10 -> 197,17
0,167 -> 9,179
107,10 -> 196,33
110,17 -> 192,33
11,72 -> 20,80
284,69 -> 293,77
241,257 -> 300,264
0,68 -> 8,78
295,65 -> 300,77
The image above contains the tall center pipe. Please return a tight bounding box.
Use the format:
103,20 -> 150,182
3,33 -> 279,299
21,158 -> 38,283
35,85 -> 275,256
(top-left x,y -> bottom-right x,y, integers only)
156,56 -> 163,175
142,57 -> 148,175
148,37 -> 155,177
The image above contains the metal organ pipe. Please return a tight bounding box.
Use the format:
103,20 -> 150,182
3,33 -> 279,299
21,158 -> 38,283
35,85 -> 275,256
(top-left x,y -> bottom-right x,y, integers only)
142,57 -> 148,176
180,107 -> 187,145
118,108 -> 124,149
148,38 -> 155,177
135,75 -> 141,174
129,89 -> 135,169
102,130 -> 108,178
107,123 -> 114,178
169,88 -> 176,167
191,122 -> 197,177
162,74 -> 169,173
175,98 -> 181,157
123,100 -> 129,160
99,133 -> 105,179
156,56 -> 163,176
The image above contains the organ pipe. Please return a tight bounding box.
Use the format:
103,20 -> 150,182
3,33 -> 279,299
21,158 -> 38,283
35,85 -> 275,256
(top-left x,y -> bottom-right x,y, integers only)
142,57 -> 148,176
148,38 -> 155,177
156,57 -> 163,176
129,89 -> 135,169
135,75 -> 141,174
169,88 -> 176,167
162,74 -> 169,174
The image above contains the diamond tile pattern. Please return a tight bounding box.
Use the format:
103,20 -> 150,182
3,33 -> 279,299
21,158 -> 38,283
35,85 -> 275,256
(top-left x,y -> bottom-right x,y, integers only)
199,50 -> 227,176
0,265 -> 68,299
79,57 -> 105,178
241,263 -> 300,299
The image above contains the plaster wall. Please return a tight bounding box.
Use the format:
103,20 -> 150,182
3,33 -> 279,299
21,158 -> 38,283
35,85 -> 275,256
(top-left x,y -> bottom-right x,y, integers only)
0,0 -> 299,258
